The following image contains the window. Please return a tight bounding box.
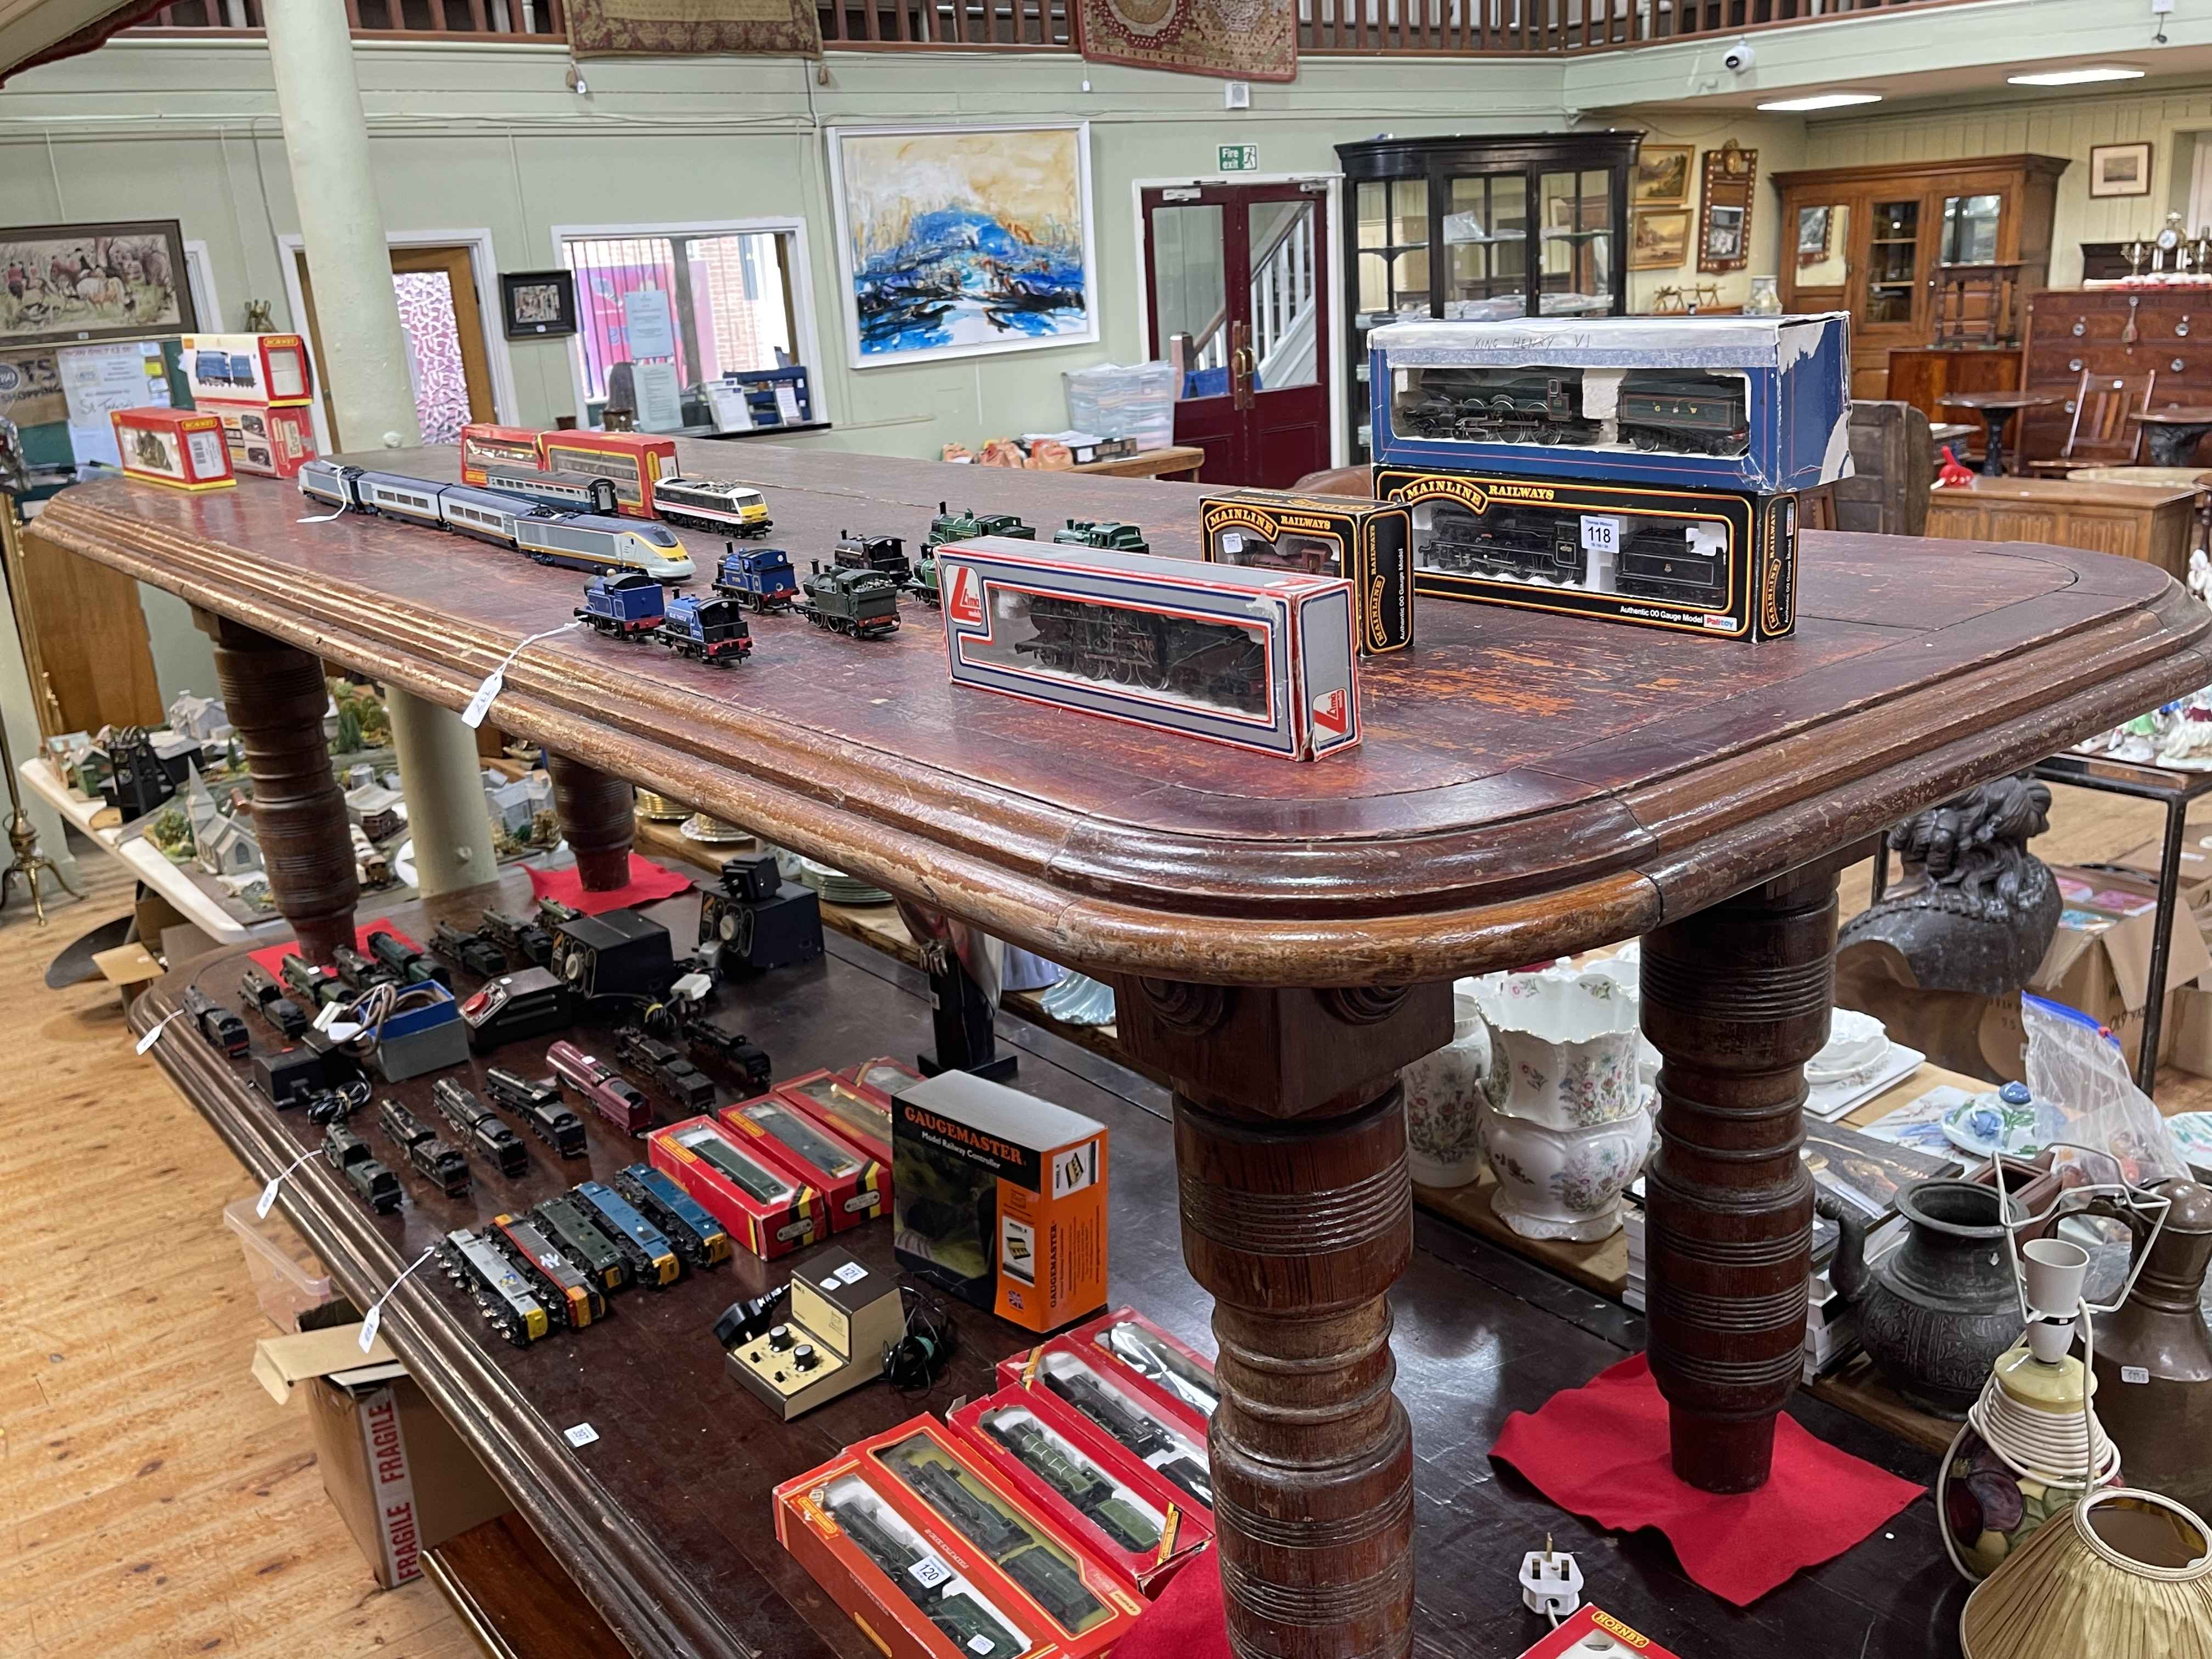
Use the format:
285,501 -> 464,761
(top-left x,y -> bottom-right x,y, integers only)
558,225 -> 806,408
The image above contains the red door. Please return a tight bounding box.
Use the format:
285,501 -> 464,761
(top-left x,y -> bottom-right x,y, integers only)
1141,181 -> 1332,488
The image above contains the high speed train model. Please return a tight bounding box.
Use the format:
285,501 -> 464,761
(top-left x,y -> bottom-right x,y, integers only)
298,460 -> 695,583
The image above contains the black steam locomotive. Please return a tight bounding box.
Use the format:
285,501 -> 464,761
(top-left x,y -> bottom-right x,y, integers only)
1613,524 -> 1726,603
1616,373 -> 1751,456
1418,504 -> 1588,586
1016,596 -> 1266,709
1396,372 -> 1600,446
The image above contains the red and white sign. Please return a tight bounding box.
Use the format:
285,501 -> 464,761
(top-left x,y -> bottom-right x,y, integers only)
1311,687 -> 1348,736
946,562 -> 985,627
356,1387 -> 422,1585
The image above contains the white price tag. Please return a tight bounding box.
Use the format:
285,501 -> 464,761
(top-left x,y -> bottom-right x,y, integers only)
820,1276 -> 842,1291
907,1554 -> 954,1591
834,1262 -> 868,1285
135,1008 -> 187,1055
2122,1364 -> 2151,1385
1220,532 -> 1244,555
256,1148 -> 319,1219
359,1304 -> 383,1352
968,1639 -> 993,1655
313,997 -> 344,1032
358,1245 -> 438,1353
565,1423 -> 600,1447
462,620 -> 582,730
1579,515 -> 1623,555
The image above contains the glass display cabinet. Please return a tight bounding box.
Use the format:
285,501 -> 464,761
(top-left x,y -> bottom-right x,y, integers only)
1335,132 -> 1640,460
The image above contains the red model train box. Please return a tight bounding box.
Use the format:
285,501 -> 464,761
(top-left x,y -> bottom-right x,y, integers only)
458,421 -> 545,486
774,1423 -> 1138,1659
1514,1607 -> 1689,1658
949,1386 -> 1213,1596
182,331 -> 313,407
996,1348 -> 1215,1526
778,1066 -> 896,1166
645,1115 -> 823,1259
997,1307 -> 1217,1437
538,428 -> 679,518
216,402 -> 318,478
111,407 -> 233,490
718,1092 -> 889,1232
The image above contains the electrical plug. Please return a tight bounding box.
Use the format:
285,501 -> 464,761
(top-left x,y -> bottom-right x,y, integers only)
1519,1536 -> 1583,1623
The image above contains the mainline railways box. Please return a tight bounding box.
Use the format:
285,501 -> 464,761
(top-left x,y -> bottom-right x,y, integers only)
182,332 -> 313,408
936,535 -> 1361,762
719,1092 -> 888,1232
1375,465 -> 1796,642
459,422 -> 545,486
1199,489 -> 1412,655
645,1115 -> 823,1259
539,428 -> 679,520
111,407 -> 233,491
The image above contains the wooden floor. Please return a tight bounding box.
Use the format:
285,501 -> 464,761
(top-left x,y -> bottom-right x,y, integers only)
6,776 -> 2210,1658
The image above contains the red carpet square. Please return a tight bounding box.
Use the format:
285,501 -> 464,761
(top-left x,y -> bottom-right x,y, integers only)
526,854 -> 690,916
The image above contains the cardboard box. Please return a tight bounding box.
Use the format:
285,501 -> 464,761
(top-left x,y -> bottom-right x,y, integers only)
646,1114 -> 825,1259
719,1092 -> 889,1231
784,1066 -> 897,1165
111,406 -> 233,490
458,421 -> 546,486
1199,489 -> 1413,654
2002,866 -> 2212,1076
182,332 -> 313,407
1001,1349 -> 1214,1521
2111,836 -> 2212,910
252,1325 -> 509,1588
1514,1607 -> 1689,1658
997,1308 -> 1217,1434
216,402 -> 318,478
892,1069 -> 1108,1332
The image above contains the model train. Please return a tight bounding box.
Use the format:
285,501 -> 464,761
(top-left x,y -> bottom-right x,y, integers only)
298,461 -> 695,583
1617,374 -> 1751,456
1614,523 -> 1727,602
925,503 -> 1036,549
713,546 -> 798,613
1052,520 -> 1150,554
1016,595 -> 1266,708
1396,368 -> 1750,454
835,531 -> 913,587
801,563 -> 901,639
1418,503 -> 1587,585
661,593 -> 754,666
653,478 -> 772,537
577,571 -> 668,639
193,348 -> 258,388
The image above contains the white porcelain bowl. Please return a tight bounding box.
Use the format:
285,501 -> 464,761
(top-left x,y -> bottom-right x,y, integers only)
1805,1008 -> 1889,1085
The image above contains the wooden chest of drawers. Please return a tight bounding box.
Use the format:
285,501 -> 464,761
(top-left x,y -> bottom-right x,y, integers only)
2021,287 -> 2212,465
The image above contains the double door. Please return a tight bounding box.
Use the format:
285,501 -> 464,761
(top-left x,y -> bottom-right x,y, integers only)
1141,180 -> 1331,489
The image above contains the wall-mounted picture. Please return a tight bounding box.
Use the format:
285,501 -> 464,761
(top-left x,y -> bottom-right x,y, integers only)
827,122 -> 1098,368
1634,145 -> 1693,207
500,269 -> 578,338
0,219 -> 194,349
2090,142 -> 2153,198
1796,205 -> 1832,264
1630,210 -> 1691,270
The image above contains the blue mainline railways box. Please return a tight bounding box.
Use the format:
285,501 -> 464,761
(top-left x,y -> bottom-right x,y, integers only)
934,536 -> 1362,761
1369,313 -> 1853,494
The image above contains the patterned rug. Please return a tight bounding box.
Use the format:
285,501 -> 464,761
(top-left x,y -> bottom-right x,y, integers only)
1078,0 -> 1297,81
565,0 -> 822,58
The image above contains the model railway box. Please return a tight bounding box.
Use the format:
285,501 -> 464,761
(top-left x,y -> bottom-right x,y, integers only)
646,1114 -> 826,1259
458,421 -> 545,486
182,332 -> 313,408
891,1069 -> 1107,1333
1369,313 -> 1852,495
538,427 -> 679,519
111,407 -> 233,491
719,1091 -> 889,1231
935,535 -> 1362,762
780,1066 -> 896,1166
1199,489 -> 1413,655
774,1427 -> 1139,1659
998,1307 -> 1217,1436
1374,465 -> 1797,642
215,402 -> 318,478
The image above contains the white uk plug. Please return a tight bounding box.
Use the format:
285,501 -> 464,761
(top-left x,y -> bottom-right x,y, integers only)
1519,1537 -> 1583,1622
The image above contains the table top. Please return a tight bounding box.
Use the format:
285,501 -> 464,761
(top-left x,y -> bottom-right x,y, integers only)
1938,391 -> 2059,411
2134,407 -> 2212,424
1925,473 -> 2203,507
1068,444 -> 1205,478
2067,465 -> 2212,487
35,447 -> 2210,986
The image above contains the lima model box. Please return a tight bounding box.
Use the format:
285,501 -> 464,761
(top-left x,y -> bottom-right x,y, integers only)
1369,313 -> 1852,494
934,536 -> 1361,762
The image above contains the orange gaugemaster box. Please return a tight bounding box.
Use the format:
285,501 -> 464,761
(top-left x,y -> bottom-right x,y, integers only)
891,1070 -> 1106,1333
111,407 -> 233,491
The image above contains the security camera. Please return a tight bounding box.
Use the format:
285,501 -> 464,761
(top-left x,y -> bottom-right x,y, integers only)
1722,37 -> 1756,73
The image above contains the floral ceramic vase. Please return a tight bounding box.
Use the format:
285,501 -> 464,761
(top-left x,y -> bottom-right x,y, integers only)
1479,1102 -> 1655,1241
1401,985 -> 1494,1189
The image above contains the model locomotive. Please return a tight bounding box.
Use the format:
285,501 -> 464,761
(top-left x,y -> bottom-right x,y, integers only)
1017,595 -> 1266,709
660,593 -> 753,667
442,1227 -> 551,1346
800,563 -> 901,639
925,503 -> 1036,549
712,545 -> 798,613
911,551 -> 943,610
1418,503 -> 1587,585
652,477 -> 772,537
834,531 -> 913,587
1051,520 -> 1150,554
577,571 -> 667,639
1394,367 -> 1748,455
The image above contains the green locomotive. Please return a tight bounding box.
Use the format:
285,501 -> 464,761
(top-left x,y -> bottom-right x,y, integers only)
1051,518 -> 1150,555
924,501 -> 1038,549
799,561 -> 901,639
912,550 -> 943,610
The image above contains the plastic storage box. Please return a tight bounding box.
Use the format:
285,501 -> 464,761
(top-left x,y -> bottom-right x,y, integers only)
1063,362 -> 1177,453
223,1194 -> 336,1330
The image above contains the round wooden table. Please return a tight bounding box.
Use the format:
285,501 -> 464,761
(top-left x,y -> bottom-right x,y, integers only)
2130,405 -> 2212,468
1940,390 -> 2059,477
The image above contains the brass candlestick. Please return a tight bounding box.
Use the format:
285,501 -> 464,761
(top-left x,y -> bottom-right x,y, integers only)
0,687 -> 78,924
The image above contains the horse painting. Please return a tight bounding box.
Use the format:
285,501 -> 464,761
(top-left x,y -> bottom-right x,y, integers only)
0,221 -> 191,347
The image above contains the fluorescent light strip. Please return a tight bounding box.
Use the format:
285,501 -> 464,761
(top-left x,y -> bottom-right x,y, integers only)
2007,66 -> 2147,86
1757,92 -> 1885,111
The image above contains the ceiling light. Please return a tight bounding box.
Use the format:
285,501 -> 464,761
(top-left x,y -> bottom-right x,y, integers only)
1757,92 -> 1884,111
2007,65 -> 2147,86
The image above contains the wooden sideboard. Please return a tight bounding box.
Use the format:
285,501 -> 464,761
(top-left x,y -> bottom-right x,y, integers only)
2020,285 -> 2212,466
1923,475 -> 2198,576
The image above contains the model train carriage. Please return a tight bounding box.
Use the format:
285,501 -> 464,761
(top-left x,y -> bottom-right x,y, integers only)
489,1213 -> 603,1329
661,594 -> 754,667
655,478 -> 772,537
1616,372 -> 1751,456
531,1193 -> 631,1293
1614,522 -> 1729,603
574,1179 -> 682,1288
1017,596 -> 1268,709
1052,520 -> 1151,555
1417,504 -> 1587,586
483,466 -> 618,516
712,546 -> 798,613
578,570 -> 669,639
539,431 -> 678,519
801,565 -> 901,639
1396,370 -> 1600,447
925,503 -> 1037,549
611,1163 -> 733,1269
441,1228 -> 550,1346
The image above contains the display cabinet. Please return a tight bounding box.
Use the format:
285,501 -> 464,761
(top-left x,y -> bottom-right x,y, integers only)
1336,132 -> 1640,460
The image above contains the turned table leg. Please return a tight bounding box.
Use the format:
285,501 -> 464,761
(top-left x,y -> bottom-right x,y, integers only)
1640,864 -> 1838,1493
1119,981 -> 1450,1659
199,613 -> 358,964
545,753 -> 634,892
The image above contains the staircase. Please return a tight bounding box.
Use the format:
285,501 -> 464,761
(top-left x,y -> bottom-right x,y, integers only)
1183,202 -> 1319,392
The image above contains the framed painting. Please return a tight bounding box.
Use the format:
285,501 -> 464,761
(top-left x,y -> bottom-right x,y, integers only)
826,122 -> 1098,369
501,269 -> 578,338
2089,142 -> 2152,198
1634,145 -> 1692,207
0,219 -> 195,349
1630,210 -> 1691,270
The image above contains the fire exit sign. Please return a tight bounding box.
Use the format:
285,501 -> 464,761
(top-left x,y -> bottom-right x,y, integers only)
1218,145 -> 1259,172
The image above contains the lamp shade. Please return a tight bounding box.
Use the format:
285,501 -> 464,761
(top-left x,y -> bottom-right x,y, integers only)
1961,1488 -> 2212,1658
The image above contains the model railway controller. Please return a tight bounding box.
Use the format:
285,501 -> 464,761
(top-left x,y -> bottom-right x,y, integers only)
724,1250 -> 903,1420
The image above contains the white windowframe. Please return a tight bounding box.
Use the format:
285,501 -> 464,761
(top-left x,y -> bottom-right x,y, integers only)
548,216 -> 828,429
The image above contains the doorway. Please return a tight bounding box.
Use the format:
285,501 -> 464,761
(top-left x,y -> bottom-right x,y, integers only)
1141,180 -> 1331,488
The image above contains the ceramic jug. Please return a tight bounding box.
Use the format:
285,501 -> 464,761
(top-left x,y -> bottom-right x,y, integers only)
2091,1178 -> 2212,1516
1401,984 -> 1493,1189
1818,1179 -> 2026,1418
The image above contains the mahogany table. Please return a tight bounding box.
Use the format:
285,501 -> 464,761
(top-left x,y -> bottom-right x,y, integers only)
2130,405 -> 2212,469
37,449 -> 2210,1659
1938,390 -> 2059,477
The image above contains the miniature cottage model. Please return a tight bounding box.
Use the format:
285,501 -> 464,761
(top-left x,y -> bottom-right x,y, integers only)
346,782 -> 404,842
482,769 -> 552,836
196,810 -> 261,878
165,693 -> 232,744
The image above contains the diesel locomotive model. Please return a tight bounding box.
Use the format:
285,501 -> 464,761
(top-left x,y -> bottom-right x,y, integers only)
488,1212 -> 602,1329
924,503 -> 1036,549
440,1227 -> 550,1346
613,1026 -> 717,1114
827,1489 -> 1028,1659
711,545 -> 798,613
652,477 -> 772,538
1417,502 -> 1587,586
548,1040 -> 655,1135
611,1162 -> 733,1269
1016,595 -> 1267,711
483,1066 -> 588,1158
376,1097 -> 472,1198
531,1192 -> 630,1294
659,593 -> 753,667
297,461 -> 695,583
979,1409 -> 1161,1552
432,1077 -> 530,1177
1051,519 -> 1149,554
833,531 -> 913,587
574,1178 -> 682,1288
1615,371 -> 1751,456
881,1440 -> 1106,1634
578,571 -> 668,640
800,563 -> 901,640
323,1125 -> 402,1214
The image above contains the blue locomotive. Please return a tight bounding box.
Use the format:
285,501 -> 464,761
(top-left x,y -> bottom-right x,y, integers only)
710,545 -> 798,614
659,594 -> 753,667
194,349 -> 256,388
575,571 -> 668,640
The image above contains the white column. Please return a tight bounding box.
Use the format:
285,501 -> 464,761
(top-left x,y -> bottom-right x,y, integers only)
262,0 -> 419,454
386,689 -> 499,899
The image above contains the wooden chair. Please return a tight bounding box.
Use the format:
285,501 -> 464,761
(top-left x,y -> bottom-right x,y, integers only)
2027,369 -> 2154,473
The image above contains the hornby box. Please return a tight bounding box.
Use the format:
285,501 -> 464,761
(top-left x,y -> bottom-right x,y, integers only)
1199,489 -> 1413,655
537,427 -> 679,518
645,1115 -> 823,1259
778,1066 -> 896,1166
1514,1607 -> 1689,1658
216,402 -> 318,478
182,332 -> 313,407
459,422 -> 546,486
1000,1349 -> 1215,1525
998,1308 -> 1218,1435
950,1386 -> 1213,1595
775,1426 -> 1141,1659
719,1092 -> 888,1232
111,407 -> 233,491
891,1069 -> 1106,1333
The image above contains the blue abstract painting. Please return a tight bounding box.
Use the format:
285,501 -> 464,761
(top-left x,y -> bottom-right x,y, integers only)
830,125 -> 1097,368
